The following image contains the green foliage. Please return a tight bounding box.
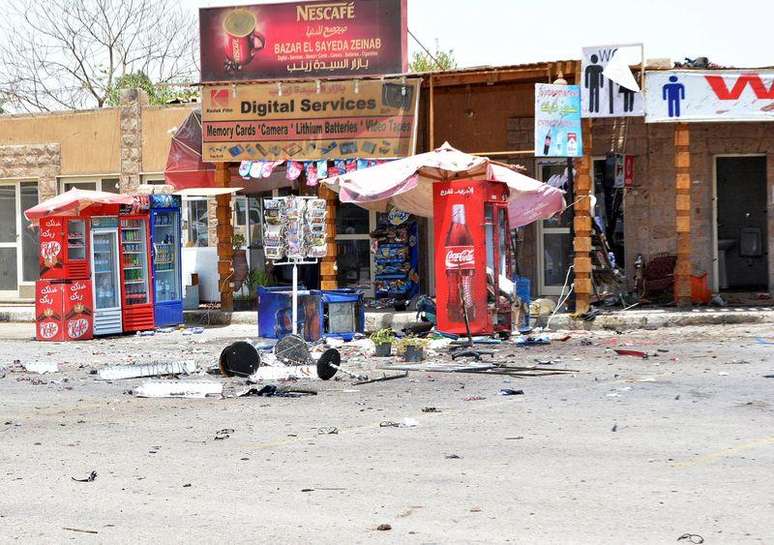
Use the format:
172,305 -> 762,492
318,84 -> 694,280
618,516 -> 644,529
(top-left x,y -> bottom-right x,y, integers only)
396,336 -> 429,350
105,72 -> 198,107
369,328 -> 396,346
231,234 -> 246,252
409,40 -> 458,72
246,268 -> 271,293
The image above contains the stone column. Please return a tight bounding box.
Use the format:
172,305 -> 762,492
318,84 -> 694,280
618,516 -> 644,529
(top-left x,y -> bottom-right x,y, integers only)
119,88 -> 148,193
573,118 -> 593,314
215,162 -> 234,311
674,123 -> 692,307
319,184 -> 338,290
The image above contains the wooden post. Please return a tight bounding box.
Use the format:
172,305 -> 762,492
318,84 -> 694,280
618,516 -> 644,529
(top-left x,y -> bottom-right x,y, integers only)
429,76 -> 435,150
674,123 -> 692,307
319,184 -> 338,290
215,162 -> 234,312
573,118 -> 593,314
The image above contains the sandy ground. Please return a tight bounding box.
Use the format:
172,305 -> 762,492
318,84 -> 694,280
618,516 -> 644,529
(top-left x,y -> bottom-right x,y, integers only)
0,322 -> 773,544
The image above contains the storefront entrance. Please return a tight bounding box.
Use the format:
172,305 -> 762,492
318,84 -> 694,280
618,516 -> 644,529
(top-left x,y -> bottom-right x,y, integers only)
0,181 -> 39,299
714,156 -> 769,292
536,161 -> 572,295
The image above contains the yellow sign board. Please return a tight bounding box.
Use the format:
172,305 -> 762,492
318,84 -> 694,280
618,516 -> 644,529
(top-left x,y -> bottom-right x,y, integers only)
202,78 -> 420,162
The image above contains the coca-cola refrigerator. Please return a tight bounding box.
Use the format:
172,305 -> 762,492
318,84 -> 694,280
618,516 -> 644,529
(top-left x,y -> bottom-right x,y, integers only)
433,179 -> 513,336
38,215 -> 91,280
35,279 -> 93,341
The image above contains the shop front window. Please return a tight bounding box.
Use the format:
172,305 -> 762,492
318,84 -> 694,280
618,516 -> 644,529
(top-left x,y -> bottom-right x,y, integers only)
184,199 -> 209,247
335,203 -> 374,294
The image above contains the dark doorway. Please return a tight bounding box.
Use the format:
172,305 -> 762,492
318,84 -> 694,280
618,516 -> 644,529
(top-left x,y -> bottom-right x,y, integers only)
716,156 -> 768,291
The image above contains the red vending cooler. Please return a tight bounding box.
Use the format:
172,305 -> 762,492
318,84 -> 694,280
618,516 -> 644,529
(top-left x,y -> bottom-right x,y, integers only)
118,208 -> 155,332
433,179 -> 513,336
35,279 -> 94,341
39,215 -> 90,280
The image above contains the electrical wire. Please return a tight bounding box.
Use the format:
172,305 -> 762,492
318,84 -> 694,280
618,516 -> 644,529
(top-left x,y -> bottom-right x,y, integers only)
545,264 -> 574,331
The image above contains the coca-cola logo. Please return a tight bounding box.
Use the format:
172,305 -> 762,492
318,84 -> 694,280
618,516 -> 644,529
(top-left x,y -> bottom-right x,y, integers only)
67,318 -> 89,339
40,241 -> 61,259
445,246 -> 475,268
39,321 -> 59,340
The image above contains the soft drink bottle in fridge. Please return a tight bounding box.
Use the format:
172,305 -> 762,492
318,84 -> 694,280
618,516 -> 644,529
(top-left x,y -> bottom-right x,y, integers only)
444,204 -> 476,323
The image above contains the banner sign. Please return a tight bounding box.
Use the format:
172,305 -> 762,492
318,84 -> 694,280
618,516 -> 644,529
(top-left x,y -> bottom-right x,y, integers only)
645,70 -> 774,123
534,84 -> 583,158
202,78 -> 420,162
581,45 -> 644,118
199,0 -> 407,82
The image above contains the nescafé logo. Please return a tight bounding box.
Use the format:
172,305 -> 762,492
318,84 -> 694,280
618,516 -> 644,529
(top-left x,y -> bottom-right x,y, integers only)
296,2 -> 355,22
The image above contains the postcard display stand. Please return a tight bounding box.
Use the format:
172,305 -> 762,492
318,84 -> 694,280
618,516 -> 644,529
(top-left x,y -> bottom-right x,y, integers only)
262,196 -> 328,335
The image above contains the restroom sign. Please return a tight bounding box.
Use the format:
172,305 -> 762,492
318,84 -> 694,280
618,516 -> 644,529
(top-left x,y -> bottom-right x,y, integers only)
581,45 -> 644,118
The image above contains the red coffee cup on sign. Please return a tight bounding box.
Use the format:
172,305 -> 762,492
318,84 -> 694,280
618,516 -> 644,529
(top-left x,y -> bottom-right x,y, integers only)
223,9 -> 265,66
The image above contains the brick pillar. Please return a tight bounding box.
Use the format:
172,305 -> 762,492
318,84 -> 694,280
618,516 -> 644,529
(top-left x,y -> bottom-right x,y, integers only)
319,184 -> 338,290
674,123 -> 692,307
768,151 -> 774,296
573,118 -> 593,314
215,163 -> 234,311
119,88 -> 148,193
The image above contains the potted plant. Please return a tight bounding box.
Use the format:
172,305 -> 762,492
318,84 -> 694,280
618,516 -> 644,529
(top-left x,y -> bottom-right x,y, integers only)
231,234 -> 248,291
370,328 -> 396,357
397,336 -> 429,362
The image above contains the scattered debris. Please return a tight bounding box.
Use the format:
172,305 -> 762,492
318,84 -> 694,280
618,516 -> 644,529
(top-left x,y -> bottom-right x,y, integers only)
614,349 -> 648,359
505,436 -> 524,440
132,381 -> 223,399
23,362 -> 59,374
183,483 -> 192,488
353,372 -> 408,385
611,424 -> 618,432
499,389 -> 524,396
379,418 -> 418,428
318,426 -> 339,435
63,527 -> 99,535
580,338 -> 594,346
247,365 -> 317,382
376,523 -> 392,531
763,375 -> 774,379
214,428 -> 234,440
71,471 -> 97,482
756,337 -> 774,346
514,335 -> 551,347
724,360 -> 750,365
445,454 -> 462,459
677,533 -> 704,544
237,385 -> 316,398
182,327 -> 205,335
464,396 -> 486,401
421,407 -> 440,413
97,360 -> 197,380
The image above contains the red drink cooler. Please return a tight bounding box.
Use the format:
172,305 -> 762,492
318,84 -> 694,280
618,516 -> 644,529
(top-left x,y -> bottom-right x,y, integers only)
433,179 -> 511,336
39,216 -> 91,280
35,280 -> 94,341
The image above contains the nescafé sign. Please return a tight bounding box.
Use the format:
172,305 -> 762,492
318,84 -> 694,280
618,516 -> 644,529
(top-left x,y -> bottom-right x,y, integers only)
202,78 -> 420,162
199,0 -> 407,82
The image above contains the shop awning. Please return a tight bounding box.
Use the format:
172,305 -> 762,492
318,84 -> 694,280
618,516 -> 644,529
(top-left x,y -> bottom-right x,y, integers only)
320,142 -> 565,226
164,110 -> 216,190
24,188 -> 135,225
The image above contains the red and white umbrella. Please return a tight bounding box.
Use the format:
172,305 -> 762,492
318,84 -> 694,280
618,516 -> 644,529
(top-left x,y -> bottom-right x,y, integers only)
320,142 -> 565,227
24,188 -> 134,225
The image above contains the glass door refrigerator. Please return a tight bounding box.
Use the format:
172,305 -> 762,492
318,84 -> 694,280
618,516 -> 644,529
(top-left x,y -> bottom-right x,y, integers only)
89,216 -> 123,335
150,195 -> 183,327
119,215 -> 155,332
